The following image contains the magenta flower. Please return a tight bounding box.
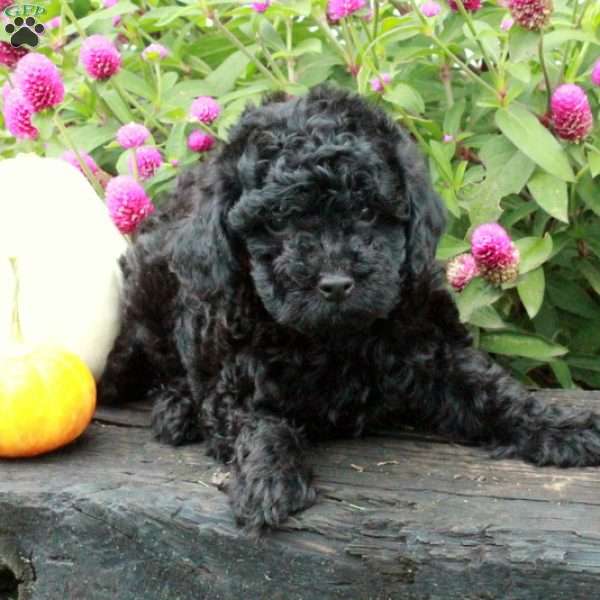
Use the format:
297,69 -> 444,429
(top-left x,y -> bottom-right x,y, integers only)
61,150 -> 100,176
117,122 -> 151,149
2,86 -> 38,140
500,15 -> 514,30
591,59 -> 600,87
142,43 -> 169,62
421,1 -> 442,17
129,146 -> 163,180
508,0 -> 552,31
448,0 -> 482,12
103,0 -> 118,6
80,35 -> 122,80
327,0 -> 366,22
190,96 -> 221,124
551,84 -> 593,143
471,223 -> 520,284
370,73 -> 392,93
446,254 -> 479,291
188,130 -> 216,153
0,42 -> 27,69
443,134 -> 455,143
106,176 -> 155,234
13,53 -> 64,112
46,16 -> 61,30
251,1 -> 271,12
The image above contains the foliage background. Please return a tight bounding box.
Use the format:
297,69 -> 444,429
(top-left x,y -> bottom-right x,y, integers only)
1,0 -> 600,389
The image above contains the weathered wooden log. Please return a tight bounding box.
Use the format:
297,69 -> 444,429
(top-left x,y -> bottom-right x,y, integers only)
2,391 -> 600,600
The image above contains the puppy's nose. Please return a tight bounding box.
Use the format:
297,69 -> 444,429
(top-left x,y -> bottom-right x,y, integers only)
318,274 -> 355,302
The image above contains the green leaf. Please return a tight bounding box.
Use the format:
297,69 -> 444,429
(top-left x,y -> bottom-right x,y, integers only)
259,19 -> 285,51
115,71 -> 154,101
549,360 -> 576,389
495,105 -> 575,182
469,305 -> 510,330
517,267 -> 545,319
32,111 -> 55,141
443,98 -> 465,135
514,235 -> 553,275
577,261 -> 600,297
436,234 -> 470,260
588,147 -> 600,178
547,280 -> 600,318
99,88 -> 134,123
460,136 -> 535,226
480,332 -> 568,359
165,122 -> 187,161
384,83 -> 425,115
527,171 -> 569,223
68,123 -> 120,153
455,277 -> 502,323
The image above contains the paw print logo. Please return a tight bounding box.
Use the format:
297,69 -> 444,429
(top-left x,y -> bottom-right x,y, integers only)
5,16 -> 45,48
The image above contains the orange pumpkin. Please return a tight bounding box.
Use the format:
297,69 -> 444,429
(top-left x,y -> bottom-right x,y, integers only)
0,258 -> 96,458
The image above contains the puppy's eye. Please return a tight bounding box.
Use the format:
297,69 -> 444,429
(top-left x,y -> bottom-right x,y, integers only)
357,207 -> 377,224
265,216 -> 288,235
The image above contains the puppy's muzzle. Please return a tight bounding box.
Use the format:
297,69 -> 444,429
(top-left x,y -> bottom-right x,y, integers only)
317,274 -> 355,302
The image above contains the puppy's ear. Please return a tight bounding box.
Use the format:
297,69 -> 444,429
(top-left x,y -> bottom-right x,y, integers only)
397,133 -> 447,277
170,171 -> 244,303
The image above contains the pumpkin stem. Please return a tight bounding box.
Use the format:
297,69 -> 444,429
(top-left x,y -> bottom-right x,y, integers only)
8,257 -> 23,344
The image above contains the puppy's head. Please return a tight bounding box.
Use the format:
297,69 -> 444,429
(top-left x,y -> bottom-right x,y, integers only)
181,86 -> 445,336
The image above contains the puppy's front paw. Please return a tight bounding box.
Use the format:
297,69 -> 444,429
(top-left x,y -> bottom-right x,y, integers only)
229,467 -> 316,533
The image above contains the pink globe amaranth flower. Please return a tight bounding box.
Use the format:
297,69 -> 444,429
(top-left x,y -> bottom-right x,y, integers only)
591,59 -> 600,87
0,41 -> 27,69
551,84 -> 593,143
13,53 -> 64,112
0,0 -> 12,9
142,43 -> 169,62
112,15 -> 122,27
370,73 -> 392,93
46,16 -> 61,30
106,175 -> 155,234
421,1 -> 442,17
61,150 -> 100,176
80,35 -> 122,80
190,96 -> 221,124
188,130 -> 216,152
508,0 -> 552,31
2,86 -> 38,140
500,15 -> 514,30
251,1 -> 271,12
471,223 -> 520,284
327,0 -> 366,22
170,159 -> 179,168
446,253 -> 479,291
103,0 -> 118,6
129,146 -> 163,180
443,133 -> 455,142
117,122 -> 151,148
448,0 -> 482,12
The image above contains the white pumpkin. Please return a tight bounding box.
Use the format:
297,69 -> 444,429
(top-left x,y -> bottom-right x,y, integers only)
0,153 -> 127,380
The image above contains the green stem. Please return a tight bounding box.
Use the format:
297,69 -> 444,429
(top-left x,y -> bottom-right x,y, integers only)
62,0 -> 87,38
212,12 -> 284,88
402,0 -> 498,97
8,257 -> 23,344
313,15 -> 352,65
153,62 -> 162,110
112,78 -> 169,136
454,0 -> 497,79
285,18 -> 295,82
54,113 -> 105,200
257,35 -> 288,83
539,33 -> 552,114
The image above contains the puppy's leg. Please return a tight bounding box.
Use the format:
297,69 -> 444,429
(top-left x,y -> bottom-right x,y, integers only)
429,345 -> 600,467
227,414 -> 316,533
150,377 -> 202,445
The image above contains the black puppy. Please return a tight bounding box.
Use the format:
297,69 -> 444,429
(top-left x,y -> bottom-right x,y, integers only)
100,85 -> 600,532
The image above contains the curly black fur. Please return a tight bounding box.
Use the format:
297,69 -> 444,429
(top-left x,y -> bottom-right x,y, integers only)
100,85 -> 600,532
